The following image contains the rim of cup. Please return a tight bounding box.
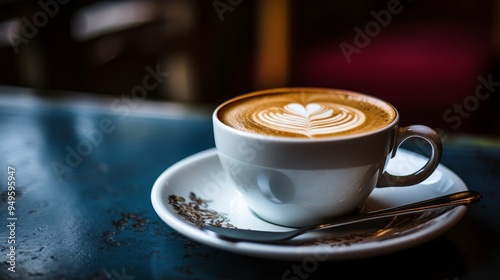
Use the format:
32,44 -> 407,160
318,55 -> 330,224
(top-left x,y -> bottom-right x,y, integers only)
213,87 -> 400,143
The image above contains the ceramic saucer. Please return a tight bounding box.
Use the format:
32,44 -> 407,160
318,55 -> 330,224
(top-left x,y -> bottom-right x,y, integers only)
151,148 -> 468,261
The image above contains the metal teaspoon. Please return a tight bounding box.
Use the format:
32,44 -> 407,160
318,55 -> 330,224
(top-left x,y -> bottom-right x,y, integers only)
202,191 -> 482,243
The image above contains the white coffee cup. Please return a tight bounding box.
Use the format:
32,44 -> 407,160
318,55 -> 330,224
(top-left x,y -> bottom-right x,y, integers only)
213,88 -> 442,227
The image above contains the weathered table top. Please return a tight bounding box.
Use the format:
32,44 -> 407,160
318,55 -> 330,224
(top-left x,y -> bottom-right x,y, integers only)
1,87 -> 499,280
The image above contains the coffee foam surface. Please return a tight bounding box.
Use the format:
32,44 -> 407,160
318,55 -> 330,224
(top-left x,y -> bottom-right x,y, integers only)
218,90 -> 396,138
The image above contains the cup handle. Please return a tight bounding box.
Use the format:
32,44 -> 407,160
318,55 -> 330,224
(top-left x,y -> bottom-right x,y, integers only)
377,125 -> 442,187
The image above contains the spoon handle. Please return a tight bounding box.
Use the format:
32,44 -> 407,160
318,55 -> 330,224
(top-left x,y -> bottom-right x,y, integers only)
315,191 -> 482,231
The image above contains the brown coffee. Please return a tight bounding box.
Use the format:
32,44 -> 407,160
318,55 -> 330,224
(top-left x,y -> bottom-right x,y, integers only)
217,88 -> 396,138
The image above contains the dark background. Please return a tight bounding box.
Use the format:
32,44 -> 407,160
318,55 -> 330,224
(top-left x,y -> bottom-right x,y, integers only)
0,0 -> 498,135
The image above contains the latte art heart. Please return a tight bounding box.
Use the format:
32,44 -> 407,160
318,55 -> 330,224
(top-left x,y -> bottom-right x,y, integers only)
253,103 -> 366,137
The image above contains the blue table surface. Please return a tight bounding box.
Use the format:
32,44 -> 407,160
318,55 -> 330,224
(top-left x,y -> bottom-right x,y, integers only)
0,87 -> 499,280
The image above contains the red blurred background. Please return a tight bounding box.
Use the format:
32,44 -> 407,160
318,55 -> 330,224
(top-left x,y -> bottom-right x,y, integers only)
0,0 -> 497,135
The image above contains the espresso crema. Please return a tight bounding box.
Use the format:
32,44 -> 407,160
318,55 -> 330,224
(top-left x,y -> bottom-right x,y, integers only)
218,89 -> 396,138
